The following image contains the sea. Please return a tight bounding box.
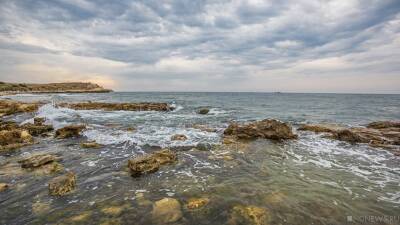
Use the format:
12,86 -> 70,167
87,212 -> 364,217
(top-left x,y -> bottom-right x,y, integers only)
1,92 -> 399,225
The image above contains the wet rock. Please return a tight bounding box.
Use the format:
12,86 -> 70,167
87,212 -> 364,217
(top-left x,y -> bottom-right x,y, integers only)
69,211 -> 92,222
263,191 -> 286,205
21,123 -> 53,136
18,154 -> 60,168
198,108 -> 210,115
297,123 -> 345,133
135,192 -> 153,207
0,129 -> 33,151
0,120 -> 19,130
126,127 -> 136,132
34,117 -> 45,126
48,172 -> 76,196
186,197 -> 210,210
101,205 -> 127,216
229,205 -> 269,225
367,121 -> 400,129
128,149 -> 177,177
152,198 -> 182,224
196,142 -> 212,151
80,141 -> 102,148
58,102 -> 173,111
192,124 -> 217,132
0,99 -> 41,117
55,124 -> 86,139
0,183 -> 9,192
224,119 -> 297,140
33,162 -> 63,175
171,134 -> 188,141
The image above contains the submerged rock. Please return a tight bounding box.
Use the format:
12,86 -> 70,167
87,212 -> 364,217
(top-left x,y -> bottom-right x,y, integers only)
0,183 -> 9,192
32,202 -> 51,215
0,99 -> 41,117
224,119 -> 297,140
152,198 -> 182,224
128,149 -> 177,177
186,197 -> 210,210
171,134 -> 188,141
198,108 -> 210,115
55,125 -> 86,139
48,172 -> 76,196
229,205 -> 269,225
18,154 -> 60,168
80,141 -> 102,148
0,129 -> 33,151
58,102 -> 173,111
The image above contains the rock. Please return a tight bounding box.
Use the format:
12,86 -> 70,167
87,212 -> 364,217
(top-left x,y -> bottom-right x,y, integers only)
229,205 -> 269,225
0,129 -> 33,151
0,120 -> 19,130
101,205 -> 128,216
192,124 -> 217,132
21,123 -> 53,136
196,142 -> 212,151
55,125 -> 86,139
152,198 -> 182,224
48,172 -> 76,196
198,108 -> 210,115
32,202 -> 51,215
367,121 -> 400,129
33,162 -> 63,175
0,99 -> 41,117
126,127 -> 136,132
80,141 -> 102,148
224,119 -> 297,140
297,124 -> 345,133
135,192 -> 153,207
58,102 -> 173,111
69,211 -> 92,222
128,149 -> 177,177
18,154 -> 60,168
33,117 -> 45,126
186,197 -> 210,210
171,134 -> 187,141
0,183 -> 9,192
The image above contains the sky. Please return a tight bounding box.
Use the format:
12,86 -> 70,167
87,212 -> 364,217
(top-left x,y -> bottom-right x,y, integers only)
0,0 -> 400,93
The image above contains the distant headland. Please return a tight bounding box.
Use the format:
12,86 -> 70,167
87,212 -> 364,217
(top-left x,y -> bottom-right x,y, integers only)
0,82 -> 112,95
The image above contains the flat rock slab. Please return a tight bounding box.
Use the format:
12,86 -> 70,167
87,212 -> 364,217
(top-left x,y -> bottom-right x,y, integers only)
128,149 -> 177,177
58,102 -> 173,111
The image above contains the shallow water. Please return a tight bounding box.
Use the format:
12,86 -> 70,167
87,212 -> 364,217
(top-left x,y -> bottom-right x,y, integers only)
1,92 -> 400,225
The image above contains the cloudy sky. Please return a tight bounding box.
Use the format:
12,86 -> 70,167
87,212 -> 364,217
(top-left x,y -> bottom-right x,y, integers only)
0,0 -> 399,93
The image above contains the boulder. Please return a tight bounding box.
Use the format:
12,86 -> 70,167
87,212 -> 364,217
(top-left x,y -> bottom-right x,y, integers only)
55,125 -> 86,139
224,119 -> 297,140
58,102 -> 173,111
48,172 -> 76,196
152,198 -> 182,224
0,129 -> 33,151
128,149 -> 177,177
0,183 -> 9,192
80,141 -> 102,148
18,154 -> 60,168
171,134 -> 187,141
22,123 -> 53,136
198,108 -> 210,115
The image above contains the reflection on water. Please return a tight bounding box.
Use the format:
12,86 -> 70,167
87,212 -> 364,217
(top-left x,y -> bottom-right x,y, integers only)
1,92 -> 400,225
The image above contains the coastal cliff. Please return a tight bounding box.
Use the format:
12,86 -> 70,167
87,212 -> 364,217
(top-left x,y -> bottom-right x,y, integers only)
0,82 -> 112,95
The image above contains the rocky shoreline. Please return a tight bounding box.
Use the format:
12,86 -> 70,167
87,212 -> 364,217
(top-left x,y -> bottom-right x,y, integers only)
1,97 -> 399,224
0,82 -> 112,95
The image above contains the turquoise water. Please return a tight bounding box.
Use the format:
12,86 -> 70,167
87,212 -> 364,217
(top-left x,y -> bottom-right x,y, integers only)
1,92 -> 400,224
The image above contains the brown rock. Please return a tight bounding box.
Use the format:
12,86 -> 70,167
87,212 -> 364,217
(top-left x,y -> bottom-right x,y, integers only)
55,125 -> 86,139
186,197 -> 210,210
0,129 -> 33,151
58,102 -> 173,111
224,119 -> 297,140
18,154 -> 60,168
367,121 -> 400,129
152,198 -> 182,224
0,183 -> 9,192
192,124 -> 217,132
48,172 -> 76,196
22,123 -> 53,136
0,99 -> 41,117
297,123 -> 345,133
80,141 -> 102,148
128,149 -> 177,177
171,134 -> 188,141
33,117 -> 45,126
198,108 -> 210,115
